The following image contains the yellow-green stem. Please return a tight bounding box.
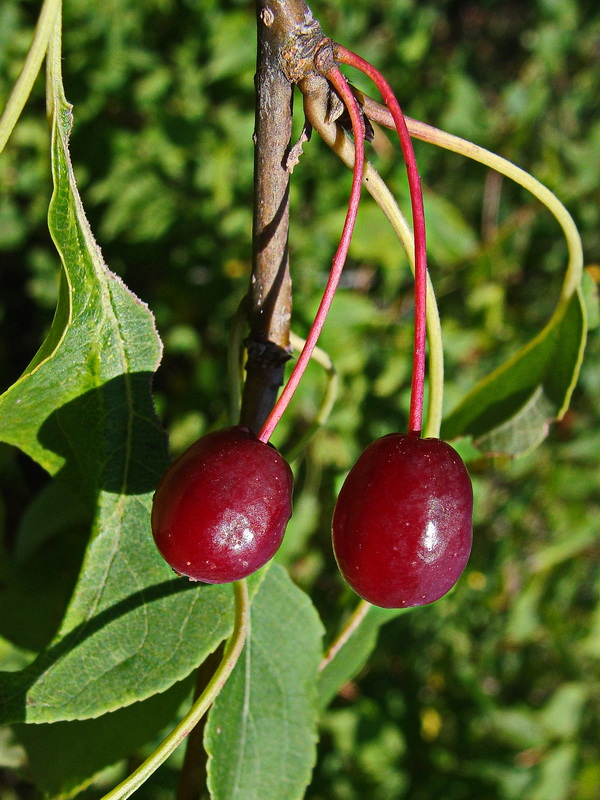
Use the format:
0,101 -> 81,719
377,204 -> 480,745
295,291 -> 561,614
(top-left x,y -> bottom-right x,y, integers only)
0,0 -> 61,155
360,96 -> 583,307
100,580 -> 250,800
318,600 -> 371,672
404,116 -> 583,303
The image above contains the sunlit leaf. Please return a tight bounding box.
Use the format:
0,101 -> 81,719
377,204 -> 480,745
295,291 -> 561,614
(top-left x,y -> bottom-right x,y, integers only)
529,744 -> 578,800
0,44 -> 238,725
441,288 -> 586,456
486,708 -> 547,750
539,683 -> 587,741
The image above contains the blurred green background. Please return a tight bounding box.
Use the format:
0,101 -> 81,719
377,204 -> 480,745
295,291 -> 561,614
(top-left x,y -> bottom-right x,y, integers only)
1,0 -> 599,798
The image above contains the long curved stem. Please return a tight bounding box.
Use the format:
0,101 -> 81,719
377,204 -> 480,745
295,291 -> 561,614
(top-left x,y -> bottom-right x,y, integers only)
361,97 -> 583,304
257,65 -> 365,444
301,84 -> 444,439
0,0 -> 61,155
334,45 -> 428,436
101,580 -> 250,800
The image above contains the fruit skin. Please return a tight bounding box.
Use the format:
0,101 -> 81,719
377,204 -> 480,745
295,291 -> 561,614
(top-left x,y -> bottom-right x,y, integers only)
332,433 -> 473,608
151,426 -> 293,583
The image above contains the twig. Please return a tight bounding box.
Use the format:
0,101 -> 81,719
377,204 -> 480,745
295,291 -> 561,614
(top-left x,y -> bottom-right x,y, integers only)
100,581 -> 250,800
240,0 -> 323,433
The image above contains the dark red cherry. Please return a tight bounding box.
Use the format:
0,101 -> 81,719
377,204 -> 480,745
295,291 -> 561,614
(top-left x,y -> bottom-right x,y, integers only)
151,426 -> 293,583
332,433 -> 473,608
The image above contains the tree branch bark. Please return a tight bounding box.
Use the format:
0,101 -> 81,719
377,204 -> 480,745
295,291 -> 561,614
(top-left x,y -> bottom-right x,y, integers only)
240,0 -> 323,434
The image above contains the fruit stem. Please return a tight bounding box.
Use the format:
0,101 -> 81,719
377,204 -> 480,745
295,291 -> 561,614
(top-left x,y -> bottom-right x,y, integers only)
301,84 -> 445,439
99,580 -> 250,800
334,45 -> 427,437
257,62 -> 365,444
318,599 -> 371,672
0,0 -> 61,155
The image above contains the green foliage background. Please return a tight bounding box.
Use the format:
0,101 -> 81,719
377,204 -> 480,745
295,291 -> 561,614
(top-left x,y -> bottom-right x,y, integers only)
1,0 -> 599,798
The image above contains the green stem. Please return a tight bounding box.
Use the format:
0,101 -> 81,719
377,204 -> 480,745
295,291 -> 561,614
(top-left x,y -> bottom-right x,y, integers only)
318,599 -> 371,672
361,97 -> 583,304
0,0 -> 61,155
101,580 -> 250,800
363,168 -> 444,439
301,80 -> 444,438
45,0 -> 64,115
404,116 -> 583,303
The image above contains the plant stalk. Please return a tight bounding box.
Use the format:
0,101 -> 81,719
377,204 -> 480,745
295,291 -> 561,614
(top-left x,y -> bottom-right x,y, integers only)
100,581 -> 250,800
0,0 -> 61,155
240,0 -> 320,433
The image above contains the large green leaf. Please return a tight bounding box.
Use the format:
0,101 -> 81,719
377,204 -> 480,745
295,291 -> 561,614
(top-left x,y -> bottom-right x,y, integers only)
0,524 -> 86,654
13,675 -> 195,800
441,287 -> 586,456
0,42 -> 236,724
204,566 -> 324,800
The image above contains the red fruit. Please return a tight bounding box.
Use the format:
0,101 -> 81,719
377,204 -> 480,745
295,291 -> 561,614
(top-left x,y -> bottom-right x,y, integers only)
151,426 -> 293,583
332,433 -> 473,608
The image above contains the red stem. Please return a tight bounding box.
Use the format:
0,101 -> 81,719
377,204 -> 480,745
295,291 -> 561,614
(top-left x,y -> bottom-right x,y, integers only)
258,66 -> 365,444
334,45 -> 427,436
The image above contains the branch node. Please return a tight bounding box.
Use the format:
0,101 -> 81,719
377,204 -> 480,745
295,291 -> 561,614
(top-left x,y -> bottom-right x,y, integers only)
314,37 -> 336,74
279,20 -> 324,82
244,336 -> 293,368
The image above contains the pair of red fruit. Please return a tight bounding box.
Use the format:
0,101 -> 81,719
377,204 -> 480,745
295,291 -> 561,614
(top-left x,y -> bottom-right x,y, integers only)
151,41 -> 473,609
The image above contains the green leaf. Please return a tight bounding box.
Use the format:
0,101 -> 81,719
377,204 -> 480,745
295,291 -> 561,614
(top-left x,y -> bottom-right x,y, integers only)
486,708 -> 548,750
318,604 -> 407,709
12,471 -> 90,562
505,576 -> 544,644
441,288 -> 586,456
13,675 -> 194,800
205,565 -> 324,800
350,199 -> 408,273
0,525 -> 86,653
529,744 -> 578,800
0,40 -> 238,725
539,683 -> 587,741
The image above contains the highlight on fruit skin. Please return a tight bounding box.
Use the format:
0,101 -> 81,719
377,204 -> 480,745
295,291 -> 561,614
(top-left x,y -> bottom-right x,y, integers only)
151,426 -> 294,584
332,433 -> 473,609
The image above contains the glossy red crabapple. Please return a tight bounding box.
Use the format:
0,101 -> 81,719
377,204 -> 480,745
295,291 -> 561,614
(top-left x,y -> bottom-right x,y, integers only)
151,426 -> 293,583
332,432 -> 473,608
